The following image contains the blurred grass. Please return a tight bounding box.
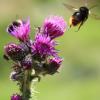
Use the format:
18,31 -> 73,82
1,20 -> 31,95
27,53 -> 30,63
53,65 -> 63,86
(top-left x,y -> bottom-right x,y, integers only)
0,0 -> 100,100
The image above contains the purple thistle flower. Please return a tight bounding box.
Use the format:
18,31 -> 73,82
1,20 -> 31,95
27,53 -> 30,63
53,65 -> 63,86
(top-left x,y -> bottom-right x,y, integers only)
32,33 -> 57,58
11,94 -> 22,100
4,15 -> 65,100
4,43 -> 26,61
42,16 -> 67,39
48,57 -> 63,74
7,18 -> 30,42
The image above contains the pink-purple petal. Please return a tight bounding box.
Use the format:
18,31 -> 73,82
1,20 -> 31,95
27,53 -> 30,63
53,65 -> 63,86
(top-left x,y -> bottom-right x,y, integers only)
7,18 -> 30,41
42,16 -> 67,39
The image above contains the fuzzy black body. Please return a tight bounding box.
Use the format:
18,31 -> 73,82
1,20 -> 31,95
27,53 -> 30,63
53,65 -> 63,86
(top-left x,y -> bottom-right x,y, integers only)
70,6 -> 89,30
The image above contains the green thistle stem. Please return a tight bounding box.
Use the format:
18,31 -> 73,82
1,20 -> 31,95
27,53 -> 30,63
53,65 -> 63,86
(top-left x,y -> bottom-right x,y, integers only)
21,70 -> 32,100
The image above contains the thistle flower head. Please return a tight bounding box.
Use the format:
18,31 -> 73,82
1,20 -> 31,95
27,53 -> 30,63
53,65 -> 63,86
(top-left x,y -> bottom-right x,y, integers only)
32,33 -> 57,58
7,18 -> 30,42
11,94 -> 22,100
42,16 -> 67,39
48,57 -> 63,74
4,16 -> 66,100
4,43 -> 26,61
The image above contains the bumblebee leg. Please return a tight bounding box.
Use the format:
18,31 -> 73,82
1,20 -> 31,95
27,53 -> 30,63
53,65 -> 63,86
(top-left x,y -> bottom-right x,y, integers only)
76,17 -> 88,32
70,24 -> 72,28
77,22 -> 83,31
76,21 -> 84,32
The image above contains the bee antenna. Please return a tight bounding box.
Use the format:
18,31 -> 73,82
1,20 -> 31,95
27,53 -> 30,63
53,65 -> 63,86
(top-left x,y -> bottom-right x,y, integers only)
70,25 -> 72,28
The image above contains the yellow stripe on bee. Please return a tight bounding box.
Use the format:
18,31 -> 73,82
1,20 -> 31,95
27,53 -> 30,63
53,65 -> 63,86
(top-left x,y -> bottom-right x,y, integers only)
69,16 -> 73,27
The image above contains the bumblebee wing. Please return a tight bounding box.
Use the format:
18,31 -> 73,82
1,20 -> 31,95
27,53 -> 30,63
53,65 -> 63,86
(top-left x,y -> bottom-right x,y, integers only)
90,13 -> 100,20
63,3 -> 78,12
89,4 -> 97,10
84,0 -> 88,7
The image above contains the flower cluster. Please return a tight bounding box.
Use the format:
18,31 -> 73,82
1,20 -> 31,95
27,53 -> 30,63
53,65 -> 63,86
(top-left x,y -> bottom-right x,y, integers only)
4,16 -> 67,100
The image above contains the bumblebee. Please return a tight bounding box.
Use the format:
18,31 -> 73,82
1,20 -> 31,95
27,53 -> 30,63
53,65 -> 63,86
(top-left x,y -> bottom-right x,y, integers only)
63,3 -> 100,31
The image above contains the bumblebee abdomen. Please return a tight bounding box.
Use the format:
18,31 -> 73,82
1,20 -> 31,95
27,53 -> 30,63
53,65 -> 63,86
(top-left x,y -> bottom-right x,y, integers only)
69,16 -> 80,26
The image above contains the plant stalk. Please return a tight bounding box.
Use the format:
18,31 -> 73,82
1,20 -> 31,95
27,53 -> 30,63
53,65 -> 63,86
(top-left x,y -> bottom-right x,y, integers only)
21,70 -> 32,100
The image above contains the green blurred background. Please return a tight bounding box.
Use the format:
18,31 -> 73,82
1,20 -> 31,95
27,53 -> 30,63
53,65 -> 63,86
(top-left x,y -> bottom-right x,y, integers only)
0,0 -> 100,100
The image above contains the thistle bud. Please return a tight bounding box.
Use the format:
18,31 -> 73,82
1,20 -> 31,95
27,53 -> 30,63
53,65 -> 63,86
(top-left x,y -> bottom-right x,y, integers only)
48,57 -> 63,74
11,94 -> 22,100
4,43 -> 27,61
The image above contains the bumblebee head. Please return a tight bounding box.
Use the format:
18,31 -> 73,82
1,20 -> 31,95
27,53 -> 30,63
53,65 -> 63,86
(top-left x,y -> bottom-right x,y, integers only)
79,6 -> 89,14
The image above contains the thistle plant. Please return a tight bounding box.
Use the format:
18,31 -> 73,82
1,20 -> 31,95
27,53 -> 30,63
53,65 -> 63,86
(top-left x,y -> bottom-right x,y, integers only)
4,16 -> 67,100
